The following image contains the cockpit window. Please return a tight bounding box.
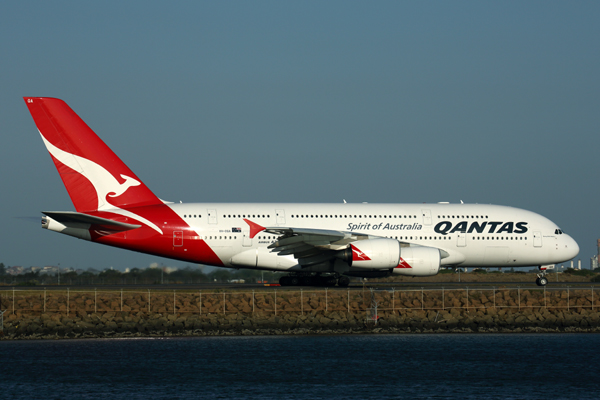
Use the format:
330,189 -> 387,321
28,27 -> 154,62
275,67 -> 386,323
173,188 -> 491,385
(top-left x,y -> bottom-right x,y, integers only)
554,229 -> 564,235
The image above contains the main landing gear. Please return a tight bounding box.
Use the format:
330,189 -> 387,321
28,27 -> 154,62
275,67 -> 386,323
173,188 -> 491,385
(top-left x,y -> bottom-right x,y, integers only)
535,265 -> 554,286
279,273 -> 350,287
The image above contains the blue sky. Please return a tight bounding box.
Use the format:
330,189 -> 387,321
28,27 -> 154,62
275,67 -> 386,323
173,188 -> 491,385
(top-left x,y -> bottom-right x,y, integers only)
1,1 -> 598,271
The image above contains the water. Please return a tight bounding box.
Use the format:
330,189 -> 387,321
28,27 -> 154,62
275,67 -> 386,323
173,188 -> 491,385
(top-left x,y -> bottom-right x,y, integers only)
1,334 -> 599,399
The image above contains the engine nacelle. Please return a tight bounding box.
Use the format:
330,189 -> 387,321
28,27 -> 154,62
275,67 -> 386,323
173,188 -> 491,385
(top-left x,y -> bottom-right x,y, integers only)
392,246 -> 441,277
337,239 -> 401,269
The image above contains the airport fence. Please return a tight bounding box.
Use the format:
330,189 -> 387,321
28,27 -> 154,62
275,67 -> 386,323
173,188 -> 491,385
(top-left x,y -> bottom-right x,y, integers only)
0,286 -> 598,317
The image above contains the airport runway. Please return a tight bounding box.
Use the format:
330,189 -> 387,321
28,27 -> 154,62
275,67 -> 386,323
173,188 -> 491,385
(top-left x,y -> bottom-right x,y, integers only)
0,281 -> 597,291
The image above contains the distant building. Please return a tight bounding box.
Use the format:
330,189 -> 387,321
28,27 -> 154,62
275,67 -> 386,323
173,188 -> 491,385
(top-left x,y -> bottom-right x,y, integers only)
592,255 -> 599,271
597,239 -> 600,269
41,266 -> 58,275
6,266 -> 24,276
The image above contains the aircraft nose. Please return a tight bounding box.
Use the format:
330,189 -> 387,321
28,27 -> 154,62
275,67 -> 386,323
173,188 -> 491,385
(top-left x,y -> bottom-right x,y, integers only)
563,235 -> 579,260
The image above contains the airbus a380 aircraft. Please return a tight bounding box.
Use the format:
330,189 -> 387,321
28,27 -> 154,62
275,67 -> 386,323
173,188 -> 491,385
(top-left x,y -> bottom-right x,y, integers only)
24,97 -> 579,287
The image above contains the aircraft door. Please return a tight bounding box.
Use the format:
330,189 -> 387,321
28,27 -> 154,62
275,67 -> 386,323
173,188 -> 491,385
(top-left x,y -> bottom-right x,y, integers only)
207,209 -> 217,224
457,232 -> 466,247
421,209 -> 432,226
242,228 -> 252,247
173,231 -> 183,247
533,231 -> 542,247
276,209 -> 286,225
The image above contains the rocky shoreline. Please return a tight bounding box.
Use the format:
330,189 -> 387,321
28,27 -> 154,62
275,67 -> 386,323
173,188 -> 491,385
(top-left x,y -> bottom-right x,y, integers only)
2,307 -> 600,340
2,287 -> 599,339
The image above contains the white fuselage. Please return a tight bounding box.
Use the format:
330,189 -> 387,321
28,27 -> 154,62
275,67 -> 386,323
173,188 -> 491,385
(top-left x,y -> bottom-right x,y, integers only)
167,202 -> 579,271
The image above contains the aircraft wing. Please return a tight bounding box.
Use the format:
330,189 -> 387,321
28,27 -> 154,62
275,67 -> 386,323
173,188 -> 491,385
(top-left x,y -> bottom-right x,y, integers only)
266,227 -> 375,267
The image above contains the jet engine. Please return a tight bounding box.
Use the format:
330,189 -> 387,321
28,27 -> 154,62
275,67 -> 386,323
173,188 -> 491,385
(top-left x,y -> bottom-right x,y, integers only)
392,246 -> 441,277
336,238 -> 401,269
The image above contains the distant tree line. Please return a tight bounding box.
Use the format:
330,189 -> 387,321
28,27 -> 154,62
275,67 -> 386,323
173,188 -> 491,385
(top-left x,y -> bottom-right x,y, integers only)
0,263 -> 284,286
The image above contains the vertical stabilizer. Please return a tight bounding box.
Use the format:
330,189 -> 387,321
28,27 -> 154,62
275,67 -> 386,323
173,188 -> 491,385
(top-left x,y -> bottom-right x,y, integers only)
24,97 -> 162,212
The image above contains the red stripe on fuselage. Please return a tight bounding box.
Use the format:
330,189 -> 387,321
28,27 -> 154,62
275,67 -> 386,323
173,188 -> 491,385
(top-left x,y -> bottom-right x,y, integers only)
88,204 -> 224,266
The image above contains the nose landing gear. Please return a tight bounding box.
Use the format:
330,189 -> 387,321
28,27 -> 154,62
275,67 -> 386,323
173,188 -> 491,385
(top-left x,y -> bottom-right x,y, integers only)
535,265 -> 554,286
535,276 -> 549,286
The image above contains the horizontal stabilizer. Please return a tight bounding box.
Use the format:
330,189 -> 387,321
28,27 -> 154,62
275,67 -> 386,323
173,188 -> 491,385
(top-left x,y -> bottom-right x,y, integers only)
42,211 -> 141,232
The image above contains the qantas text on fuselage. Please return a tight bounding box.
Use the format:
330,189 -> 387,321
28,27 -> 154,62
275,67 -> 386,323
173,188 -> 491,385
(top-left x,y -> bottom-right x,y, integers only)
23,97 -> 579,287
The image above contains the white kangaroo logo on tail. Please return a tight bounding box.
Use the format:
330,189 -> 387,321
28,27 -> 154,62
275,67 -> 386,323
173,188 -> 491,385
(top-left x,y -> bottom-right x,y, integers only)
40,131 -> 162,234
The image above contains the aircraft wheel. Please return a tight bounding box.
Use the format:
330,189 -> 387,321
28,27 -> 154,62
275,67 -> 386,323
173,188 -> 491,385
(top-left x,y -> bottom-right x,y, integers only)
289,276 -> 299,286
279,276 -> 289,286
535,277 -> 541,286
326,276 -> 338,287
338,276 -> 350,287
299,276 -> 312,286
539,277 -> 548,286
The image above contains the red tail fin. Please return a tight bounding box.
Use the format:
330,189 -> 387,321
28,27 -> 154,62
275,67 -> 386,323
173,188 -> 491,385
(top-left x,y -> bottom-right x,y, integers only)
24,97 -> 162,212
